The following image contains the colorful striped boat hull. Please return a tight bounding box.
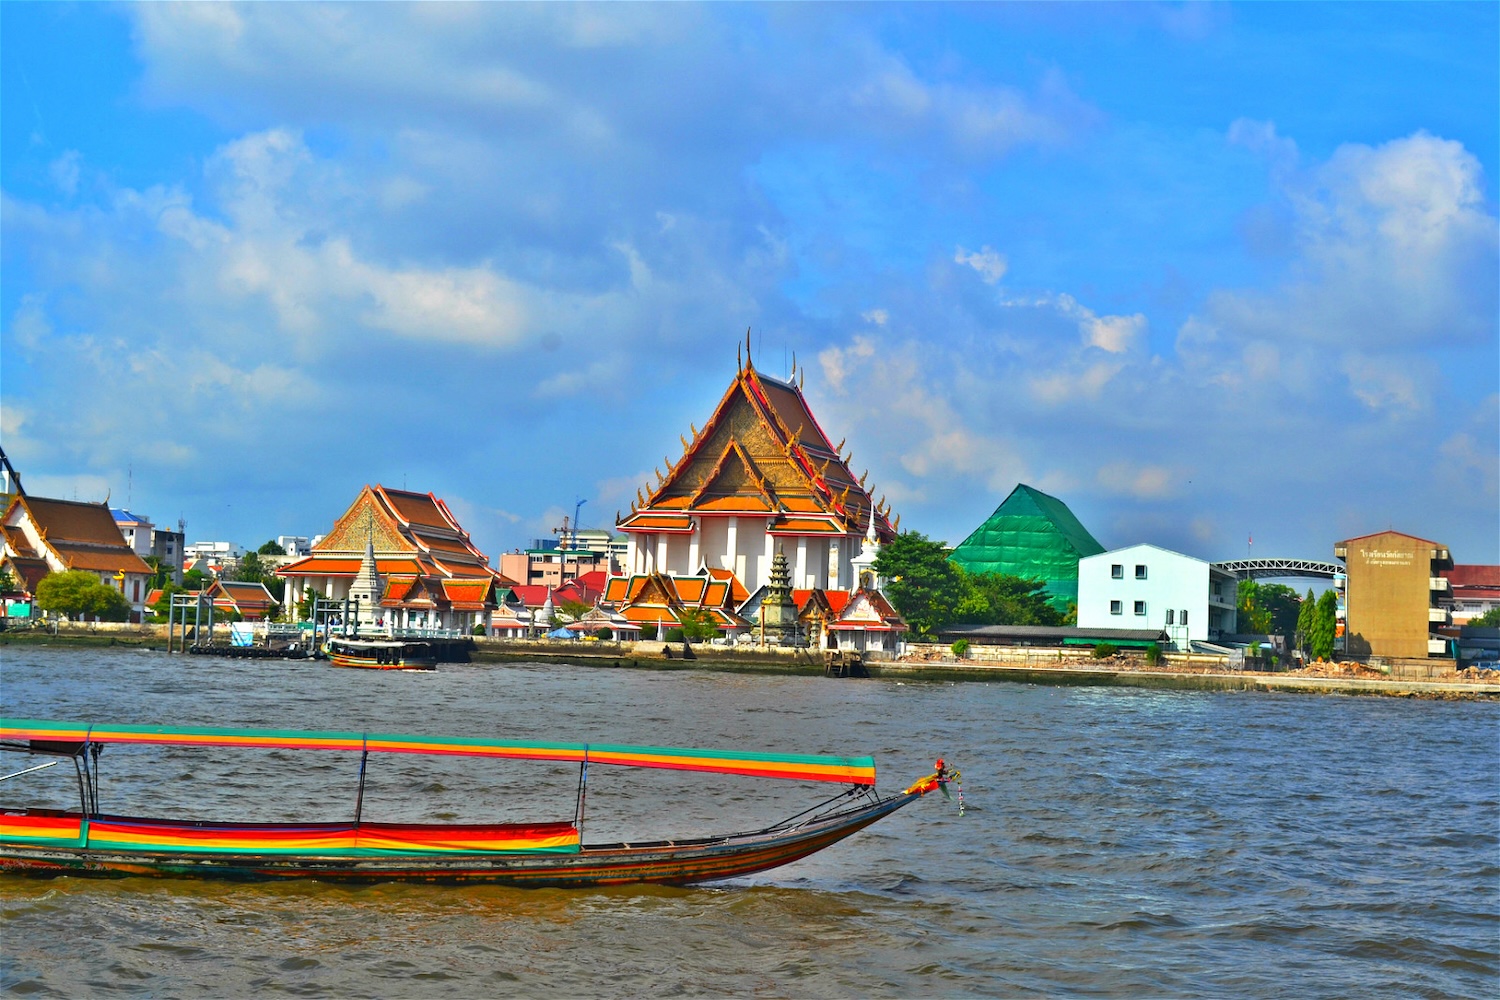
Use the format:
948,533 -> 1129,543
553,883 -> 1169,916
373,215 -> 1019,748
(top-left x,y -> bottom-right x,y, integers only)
0,793 -> 919,887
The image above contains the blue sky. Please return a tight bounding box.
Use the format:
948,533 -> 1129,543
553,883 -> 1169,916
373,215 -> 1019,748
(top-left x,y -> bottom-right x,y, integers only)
3,2 -> 1496,566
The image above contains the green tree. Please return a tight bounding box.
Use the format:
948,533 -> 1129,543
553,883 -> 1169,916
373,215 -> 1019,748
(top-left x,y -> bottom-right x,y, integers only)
1310,589 -> 1339,661
148,582 -> 185,622
1236,580 -> 1273,634
257,539 -> 286,556
233,552 -> 265,585
1296,587 -> 1317,652
183,568 -> 209,592
0,567 -> 17,594
35,570 -> 131,621
142,556 -> 173,591
1258,583 -> 1303,638
1468,607 -> 1500,628
676,608 -> 719,642
556,599 -> 592,622
872,531 -> 964,637
963,570 -> 1064,626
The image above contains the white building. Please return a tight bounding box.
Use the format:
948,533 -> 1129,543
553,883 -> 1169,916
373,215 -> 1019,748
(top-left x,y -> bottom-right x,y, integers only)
276,536 -> 313,558
185,541 -> 246,563
1078,544 -> 1238,646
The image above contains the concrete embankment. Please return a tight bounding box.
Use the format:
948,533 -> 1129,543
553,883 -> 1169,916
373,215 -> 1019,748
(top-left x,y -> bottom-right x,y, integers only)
866,660 -> 1500,699
5,625 -> 1496,698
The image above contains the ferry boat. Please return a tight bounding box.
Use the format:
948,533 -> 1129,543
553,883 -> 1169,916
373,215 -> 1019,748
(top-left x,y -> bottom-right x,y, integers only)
322,637 -> 438,670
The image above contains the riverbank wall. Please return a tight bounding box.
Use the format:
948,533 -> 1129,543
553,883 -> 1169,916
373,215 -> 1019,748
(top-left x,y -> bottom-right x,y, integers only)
4,623 -> 1495,699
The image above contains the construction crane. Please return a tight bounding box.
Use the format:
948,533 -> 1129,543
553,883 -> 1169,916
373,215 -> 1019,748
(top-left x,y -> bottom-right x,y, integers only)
554,498 -> 587,551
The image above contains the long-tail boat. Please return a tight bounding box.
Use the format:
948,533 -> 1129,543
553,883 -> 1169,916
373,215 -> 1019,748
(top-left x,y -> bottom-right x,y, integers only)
0,719 -> 958,887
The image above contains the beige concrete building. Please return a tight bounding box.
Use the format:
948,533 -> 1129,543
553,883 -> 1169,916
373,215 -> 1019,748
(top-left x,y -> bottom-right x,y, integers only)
1334,530 -> 1453,659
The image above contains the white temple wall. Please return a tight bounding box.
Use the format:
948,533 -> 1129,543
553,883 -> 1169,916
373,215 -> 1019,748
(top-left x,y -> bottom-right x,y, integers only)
699,518 -> 729,573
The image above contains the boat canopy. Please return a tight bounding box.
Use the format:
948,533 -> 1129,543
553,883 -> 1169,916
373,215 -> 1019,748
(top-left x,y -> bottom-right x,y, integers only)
1,719 -> 876,785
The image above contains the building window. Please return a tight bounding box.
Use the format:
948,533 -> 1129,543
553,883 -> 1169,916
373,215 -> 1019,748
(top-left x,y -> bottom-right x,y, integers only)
1135,564 -> 1147,580
1134,600 -> 1146,616
1166,609 -> 1175,625
1110,600 -> 1122,615
1111,564 -> 1123,579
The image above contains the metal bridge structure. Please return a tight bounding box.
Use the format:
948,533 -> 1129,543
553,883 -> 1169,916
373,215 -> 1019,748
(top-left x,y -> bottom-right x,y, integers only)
1212,558 -> 1343,581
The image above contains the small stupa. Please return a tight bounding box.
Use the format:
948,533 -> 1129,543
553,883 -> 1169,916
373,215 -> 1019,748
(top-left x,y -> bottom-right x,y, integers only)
758,549 -> 799,645
348,534 -> 383,634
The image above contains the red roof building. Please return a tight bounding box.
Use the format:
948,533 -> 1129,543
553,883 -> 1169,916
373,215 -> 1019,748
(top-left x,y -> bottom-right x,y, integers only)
208,580 -> 278,621
1442,564 -> 1500,625
1,495 -> 153,621
277,485 -> 512,633
602,572 -> 752,632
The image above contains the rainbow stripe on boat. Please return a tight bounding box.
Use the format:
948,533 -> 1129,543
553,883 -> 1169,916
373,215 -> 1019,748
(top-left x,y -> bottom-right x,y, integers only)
0,719 -> 877,785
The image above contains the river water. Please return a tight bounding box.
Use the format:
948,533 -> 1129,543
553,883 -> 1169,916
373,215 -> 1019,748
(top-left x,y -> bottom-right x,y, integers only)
1,646 -> 1496,998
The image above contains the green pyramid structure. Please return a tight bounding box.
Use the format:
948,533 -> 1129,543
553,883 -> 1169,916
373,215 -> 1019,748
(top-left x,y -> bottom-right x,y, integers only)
948,484 -> 1104,611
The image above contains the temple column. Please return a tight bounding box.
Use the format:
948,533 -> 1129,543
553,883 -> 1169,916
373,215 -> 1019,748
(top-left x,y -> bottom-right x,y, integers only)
795,537 -> 808,590
725,517 -> 738,574
688,518 -> 700,572
625,533 -> 638,576
762,526 -> 774,592
656,533 -> 669,574
827,539 -> 841,590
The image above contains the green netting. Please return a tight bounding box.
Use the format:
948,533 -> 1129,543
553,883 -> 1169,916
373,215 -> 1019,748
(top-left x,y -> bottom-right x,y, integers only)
948,485 -> 1105,610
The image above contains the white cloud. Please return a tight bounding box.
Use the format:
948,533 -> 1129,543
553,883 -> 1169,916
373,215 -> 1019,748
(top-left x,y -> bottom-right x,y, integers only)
1083,313 -> 1145,354
1339,353 -> 1431,415
1205,131 -> 1497,350
1097,462 -> 1176,500
49,150 -> 81,197
954,245 -> 1008,284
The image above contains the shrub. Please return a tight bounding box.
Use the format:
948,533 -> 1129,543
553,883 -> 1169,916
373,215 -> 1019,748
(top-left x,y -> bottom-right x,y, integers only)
950,638 -> 970,658
664,627 -> 686,643
639,624 -> 657,641
472,623 -> 487,636
1144,642 -> 1162,665
597,627 -> 612,641
1091,642 -> 1118,659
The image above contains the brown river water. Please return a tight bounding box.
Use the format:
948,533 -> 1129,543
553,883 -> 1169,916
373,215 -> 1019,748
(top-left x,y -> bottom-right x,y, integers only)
2,646 -> 1497,998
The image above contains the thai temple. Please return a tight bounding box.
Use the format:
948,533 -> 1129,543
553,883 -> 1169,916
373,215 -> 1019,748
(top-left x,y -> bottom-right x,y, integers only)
606,341 -> 905,652
277,485 -> 512,634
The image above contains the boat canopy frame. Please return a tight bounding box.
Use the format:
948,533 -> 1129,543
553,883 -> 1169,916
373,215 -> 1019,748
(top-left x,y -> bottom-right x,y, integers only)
1,718 -> 881,842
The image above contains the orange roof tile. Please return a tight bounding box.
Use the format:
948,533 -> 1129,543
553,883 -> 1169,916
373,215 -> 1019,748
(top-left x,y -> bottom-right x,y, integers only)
617,512 -> 696,532
769,516 -> 844,534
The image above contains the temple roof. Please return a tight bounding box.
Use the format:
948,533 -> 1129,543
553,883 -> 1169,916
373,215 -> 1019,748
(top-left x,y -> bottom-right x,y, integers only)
826,587 -> 906,632
276,485 -> 511,585
616,351 -> 896,540
1,495 -> 152,578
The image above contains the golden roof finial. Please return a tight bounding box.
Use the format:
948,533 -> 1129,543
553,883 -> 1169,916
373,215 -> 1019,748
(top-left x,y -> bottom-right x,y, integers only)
859,470 -> 868,487
745,326 -> 752,368
680,434 -> 689,451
